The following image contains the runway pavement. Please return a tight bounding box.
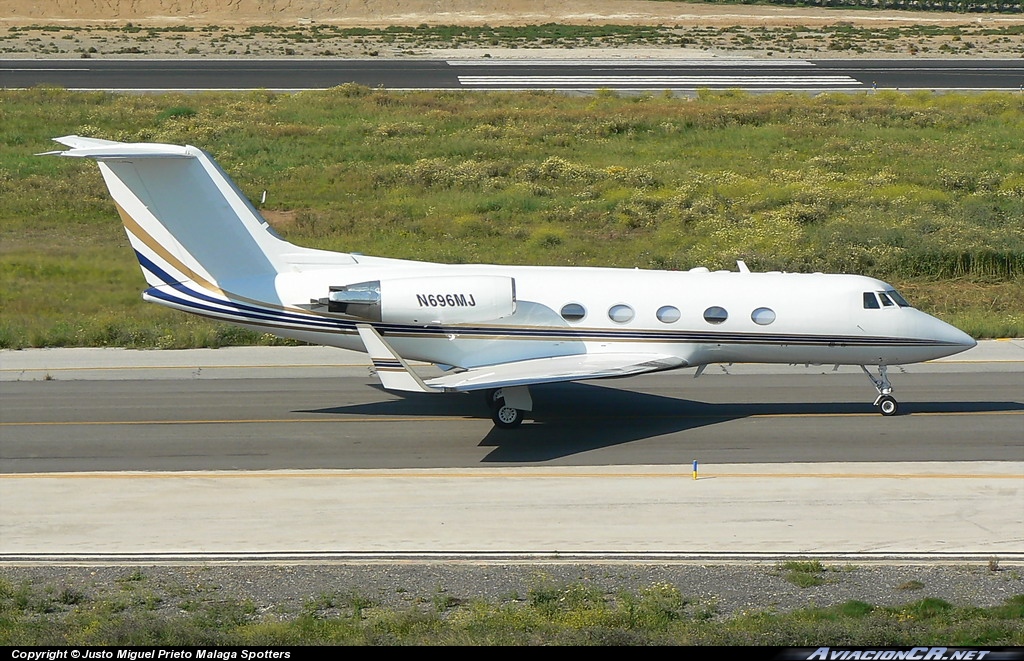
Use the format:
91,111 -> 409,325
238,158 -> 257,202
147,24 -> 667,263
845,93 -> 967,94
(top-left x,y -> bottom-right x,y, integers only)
0,340 -> 1021,562
4,58 -> 1023,93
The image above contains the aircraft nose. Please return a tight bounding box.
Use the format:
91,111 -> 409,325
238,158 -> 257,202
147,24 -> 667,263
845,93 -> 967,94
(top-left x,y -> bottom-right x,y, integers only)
929,316 -> 977,356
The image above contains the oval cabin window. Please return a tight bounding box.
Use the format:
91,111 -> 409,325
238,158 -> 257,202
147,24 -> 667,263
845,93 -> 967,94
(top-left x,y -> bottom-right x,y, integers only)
608,304 -> 635,323
703,306 -> 728,325
657,306 -> 681,323
560,303 -> 587,322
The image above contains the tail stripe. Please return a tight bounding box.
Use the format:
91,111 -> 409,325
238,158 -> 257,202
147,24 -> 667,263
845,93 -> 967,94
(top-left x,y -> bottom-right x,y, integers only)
134,250 -> 355,331
145,287 -> 356,335
117,201 -> 221,292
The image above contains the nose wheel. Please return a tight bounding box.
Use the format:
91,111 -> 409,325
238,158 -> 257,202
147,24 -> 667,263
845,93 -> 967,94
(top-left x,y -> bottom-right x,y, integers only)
861,365 -> 899,416
877,394 -> 898,416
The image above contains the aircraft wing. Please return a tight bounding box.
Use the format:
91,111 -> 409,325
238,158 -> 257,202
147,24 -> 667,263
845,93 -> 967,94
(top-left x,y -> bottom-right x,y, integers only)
356,324 -> 686,394
426,352 -> 687,391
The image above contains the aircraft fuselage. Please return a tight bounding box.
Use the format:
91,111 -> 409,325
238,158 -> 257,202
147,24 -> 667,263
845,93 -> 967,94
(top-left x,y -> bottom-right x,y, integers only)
147,260 -> 974,372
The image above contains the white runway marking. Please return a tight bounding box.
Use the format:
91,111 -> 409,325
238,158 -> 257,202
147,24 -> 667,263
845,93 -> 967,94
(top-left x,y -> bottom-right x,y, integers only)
447,59 -> 815,67
0,67 -> 86,71
458,75 -> 862,87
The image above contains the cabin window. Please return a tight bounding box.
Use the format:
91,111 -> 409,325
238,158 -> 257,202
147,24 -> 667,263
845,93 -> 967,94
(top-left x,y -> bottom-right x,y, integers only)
656,305 -> 681,324
863,292 -> 880,309
751,307 -> 776,326
608,304 -> 635,324
560,303 -> 586,322
703,306 -> 728,325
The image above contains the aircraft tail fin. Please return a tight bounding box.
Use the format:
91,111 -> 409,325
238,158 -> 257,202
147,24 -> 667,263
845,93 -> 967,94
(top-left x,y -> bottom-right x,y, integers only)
45,135 -> 354,292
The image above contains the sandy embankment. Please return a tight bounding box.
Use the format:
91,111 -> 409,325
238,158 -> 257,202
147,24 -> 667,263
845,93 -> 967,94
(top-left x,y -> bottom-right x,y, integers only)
1,1 -> 1020,59
3,0 -> 1017,27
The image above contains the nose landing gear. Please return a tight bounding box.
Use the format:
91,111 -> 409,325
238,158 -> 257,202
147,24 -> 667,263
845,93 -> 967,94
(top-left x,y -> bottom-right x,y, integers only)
861,364 -> 899,416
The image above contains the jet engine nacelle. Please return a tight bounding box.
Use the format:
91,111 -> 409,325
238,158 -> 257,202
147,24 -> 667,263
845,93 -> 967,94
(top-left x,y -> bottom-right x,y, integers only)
326,275 -> 516,325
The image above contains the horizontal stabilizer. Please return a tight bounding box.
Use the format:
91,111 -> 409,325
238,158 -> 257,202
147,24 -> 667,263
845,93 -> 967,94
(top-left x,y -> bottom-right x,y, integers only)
43,135 -> 193,160
51,135 -> 122,149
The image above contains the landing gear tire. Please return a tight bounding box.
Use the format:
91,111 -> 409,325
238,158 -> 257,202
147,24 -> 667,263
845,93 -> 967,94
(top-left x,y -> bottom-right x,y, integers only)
877,395 -> 898,417
492,404 -> 524,429
862,365 -> 898,418
485,388 -> 504,410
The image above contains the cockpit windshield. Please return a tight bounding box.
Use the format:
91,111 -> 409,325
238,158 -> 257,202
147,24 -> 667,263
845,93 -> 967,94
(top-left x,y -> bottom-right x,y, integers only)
863,290 -> 913,309
886,289 -> 911,308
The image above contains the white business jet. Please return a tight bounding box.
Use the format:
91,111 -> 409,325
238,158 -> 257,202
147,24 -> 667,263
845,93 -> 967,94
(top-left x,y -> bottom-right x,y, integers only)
45,136 -> 976,427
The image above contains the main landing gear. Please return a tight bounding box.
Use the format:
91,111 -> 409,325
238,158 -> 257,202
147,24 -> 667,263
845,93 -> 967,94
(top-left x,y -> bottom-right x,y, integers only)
486,388 -> 526,429
860,364 -> 899,416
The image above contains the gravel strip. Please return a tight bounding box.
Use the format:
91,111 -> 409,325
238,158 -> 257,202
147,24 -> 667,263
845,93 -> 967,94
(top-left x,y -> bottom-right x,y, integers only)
4,562 -> 1022,620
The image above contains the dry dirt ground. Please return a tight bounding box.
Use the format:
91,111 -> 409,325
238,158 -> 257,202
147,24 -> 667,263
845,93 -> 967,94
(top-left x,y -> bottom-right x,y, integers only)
1,0 -> 1022,58
4,0 -> 1016,27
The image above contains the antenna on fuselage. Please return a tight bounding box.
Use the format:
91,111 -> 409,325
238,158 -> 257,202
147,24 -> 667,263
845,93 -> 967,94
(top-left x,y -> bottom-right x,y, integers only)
736,260 -> 750,273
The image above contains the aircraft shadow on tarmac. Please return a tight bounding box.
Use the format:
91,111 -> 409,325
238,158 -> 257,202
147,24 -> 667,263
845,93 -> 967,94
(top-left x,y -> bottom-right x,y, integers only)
300,382 -> 1023,462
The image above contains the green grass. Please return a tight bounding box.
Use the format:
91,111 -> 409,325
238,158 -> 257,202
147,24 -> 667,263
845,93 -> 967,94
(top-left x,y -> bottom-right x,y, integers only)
1,88 -> 1022,348
781,560 -> 830,587
1,574 -> 1021,645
